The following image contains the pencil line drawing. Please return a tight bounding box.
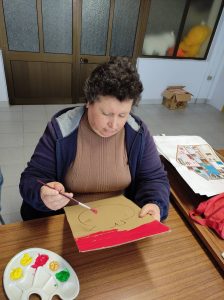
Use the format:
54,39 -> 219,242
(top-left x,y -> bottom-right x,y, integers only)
77,204 -> 135,232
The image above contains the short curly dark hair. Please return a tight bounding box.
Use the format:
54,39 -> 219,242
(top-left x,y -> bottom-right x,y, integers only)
83,57 -> 143,106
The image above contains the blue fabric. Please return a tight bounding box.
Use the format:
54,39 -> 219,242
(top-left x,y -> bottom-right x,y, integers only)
20,107 -> 170,220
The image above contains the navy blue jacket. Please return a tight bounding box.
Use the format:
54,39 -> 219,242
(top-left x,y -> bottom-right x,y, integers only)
20,106 -> 170,220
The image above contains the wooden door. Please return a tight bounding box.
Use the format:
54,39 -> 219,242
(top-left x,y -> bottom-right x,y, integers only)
0,0 -> 77,104
78,0 -> 143,101
0,0 -> 148,105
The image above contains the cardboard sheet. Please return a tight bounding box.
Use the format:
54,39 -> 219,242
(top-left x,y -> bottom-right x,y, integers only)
64,195 -> 170,252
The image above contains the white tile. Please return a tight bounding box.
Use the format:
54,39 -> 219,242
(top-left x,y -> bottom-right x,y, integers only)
23,120 -> 47,133
0,147 -> 24,165
23,133 -> 41,147
1,186 -> 22,214
22,104 -> 46,112
0,101 -> 10,108
0,121 -> 23,134
46,112 -> 56,120
0,163 -> 24,187
0,103 -> 22,112
0,110 -> 23,121
45,104 -> 74,112
22,110 -> 48,121
45,104 -> 75,117
2,211 -> 22,224
23,146 -> 36,165
0,133 -> 23,148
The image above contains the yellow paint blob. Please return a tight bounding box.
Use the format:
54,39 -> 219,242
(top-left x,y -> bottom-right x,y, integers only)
20,253 -> 32,266
49,261 -> 59,271
10,267 -> 23,280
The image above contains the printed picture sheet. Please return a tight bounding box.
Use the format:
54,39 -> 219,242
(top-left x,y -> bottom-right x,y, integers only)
177,144 -> 224,180
154,135 -> 224,196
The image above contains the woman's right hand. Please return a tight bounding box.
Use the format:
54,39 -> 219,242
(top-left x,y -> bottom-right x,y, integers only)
40,181 -> 72,211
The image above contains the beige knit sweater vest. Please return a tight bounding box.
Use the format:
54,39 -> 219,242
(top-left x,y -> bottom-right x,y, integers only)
64,112 -> 131,203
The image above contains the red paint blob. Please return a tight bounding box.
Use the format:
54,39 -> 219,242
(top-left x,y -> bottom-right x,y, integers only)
91,208 -> 98,214
75,220 -> 170,252
31,254 -> 49,269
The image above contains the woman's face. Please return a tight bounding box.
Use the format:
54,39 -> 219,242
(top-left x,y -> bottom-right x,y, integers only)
87,95 -> 133,138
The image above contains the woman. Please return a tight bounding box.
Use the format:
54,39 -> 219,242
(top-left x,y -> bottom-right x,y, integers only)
20,58 -> 170,221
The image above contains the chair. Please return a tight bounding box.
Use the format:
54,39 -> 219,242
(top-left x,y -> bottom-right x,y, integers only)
0,168 -> 5,224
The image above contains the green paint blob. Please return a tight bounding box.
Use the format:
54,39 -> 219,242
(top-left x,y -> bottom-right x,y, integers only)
55,269 -> 70,282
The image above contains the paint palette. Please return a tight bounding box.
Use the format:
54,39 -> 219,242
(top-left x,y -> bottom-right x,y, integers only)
3,248 -> 80,300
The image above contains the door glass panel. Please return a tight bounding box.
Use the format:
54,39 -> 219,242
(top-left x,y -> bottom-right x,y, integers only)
177,0 -> 223,58
3,0 -> 39,52
42,0 -> 72,54
110,0 -> 140,57
81,0 -> 110,55
142,0 -> 186,57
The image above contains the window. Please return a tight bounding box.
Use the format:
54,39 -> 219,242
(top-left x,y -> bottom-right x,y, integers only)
142,0 -> 223,59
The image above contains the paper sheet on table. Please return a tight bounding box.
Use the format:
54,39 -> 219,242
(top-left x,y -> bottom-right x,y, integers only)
153,135 -> 224,197
64,195 -> 170,252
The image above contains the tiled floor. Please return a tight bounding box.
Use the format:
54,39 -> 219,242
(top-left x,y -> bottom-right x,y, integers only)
0,102 -> 224,224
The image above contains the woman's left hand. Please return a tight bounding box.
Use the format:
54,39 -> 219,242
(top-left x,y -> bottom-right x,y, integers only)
139,203 -> 161,221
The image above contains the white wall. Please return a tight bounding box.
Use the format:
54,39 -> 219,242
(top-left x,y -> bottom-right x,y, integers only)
208,59 -> 224,111
206,9 -> 224,110
0,50 -> 8,102
137,58 -> 208,103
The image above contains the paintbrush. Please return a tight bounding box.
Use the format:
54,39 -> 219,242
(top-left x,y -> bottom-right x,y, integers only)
37,179 -> 98,214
